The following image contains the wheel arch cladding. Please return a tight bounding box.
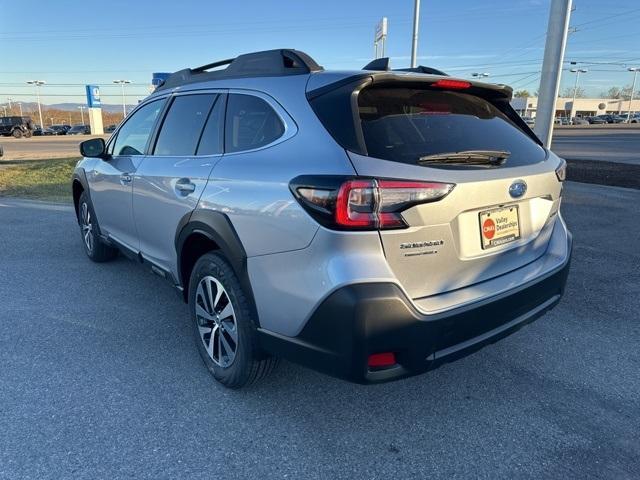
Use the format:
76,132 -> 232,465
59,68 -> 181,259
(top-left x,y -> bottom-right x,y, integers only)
175,210 -> 260,326
72,170 -> 89,220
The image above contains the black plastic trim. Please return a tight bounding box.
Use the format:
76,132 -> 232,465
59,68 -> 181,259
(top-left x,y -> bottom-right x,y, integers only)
258,236 -> 572,384
174,210 -> 259,324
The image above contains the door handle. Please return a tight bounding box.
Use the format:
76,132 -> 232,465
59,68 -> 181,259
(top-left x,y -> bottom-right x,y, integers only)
120,173 -> 132,183
175,180 -> 196,194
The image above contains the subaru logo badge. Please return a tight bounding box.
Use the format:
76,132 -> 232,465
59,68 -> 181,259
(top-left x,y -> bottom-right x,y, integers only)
509,180 -> 527,198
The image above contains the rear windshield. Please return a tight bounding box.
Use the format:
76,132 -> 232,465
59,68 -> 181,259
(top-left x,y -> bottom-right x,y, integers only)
357,87 -> 545,166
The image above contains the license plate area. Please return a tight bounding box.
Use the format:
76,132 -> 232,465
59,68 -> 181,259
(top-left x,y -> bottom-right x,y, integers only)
479,205 -> 521,249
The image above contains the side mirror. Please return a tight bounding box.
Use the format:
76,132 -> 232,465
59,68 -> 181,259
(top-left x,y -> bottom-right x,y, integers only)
79,138 -> 107,159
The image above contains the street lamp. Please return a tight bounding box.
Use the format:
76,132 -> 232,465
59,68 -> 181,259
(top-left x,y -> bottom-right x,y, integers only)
569,68 -> 587,121
26,80 -> 46,130
113,80 -> 131,118
626,67 -> 639,122
78,105 -> 86,125
17,102 -> 23,116
1,106 -> 6,117
471,72 -> 490,79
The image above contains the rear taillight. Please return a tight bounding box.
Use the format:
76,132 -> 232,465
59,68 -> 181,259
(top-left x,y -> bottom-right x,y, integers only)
292,176 -> 454,230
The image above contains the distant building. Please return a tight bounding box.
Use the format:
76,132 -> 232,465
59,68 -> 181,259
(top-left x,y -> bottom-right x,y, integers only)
510,96 -> 640,118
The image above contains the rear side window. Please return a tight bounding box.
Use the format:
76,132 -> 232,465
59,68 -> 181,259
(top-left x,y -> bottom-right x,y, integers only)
357,87 -> 546,167
196,95 -> 225,156
154,94 -> 217,156
225,94 -> 284,153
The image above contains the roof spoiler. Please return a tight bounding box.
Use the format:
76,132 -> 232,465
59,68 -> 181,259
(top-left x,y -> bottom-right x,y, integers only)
363,57 -> 449,76
156,49 -> 324,91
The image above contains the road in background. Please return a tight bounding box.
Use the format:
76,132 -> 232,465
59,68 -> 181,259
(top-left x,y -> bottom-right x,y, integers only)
0,182 -> 638,479
0,126 -> 638,163
0,135 -> 108,161
551,126 -> 640,166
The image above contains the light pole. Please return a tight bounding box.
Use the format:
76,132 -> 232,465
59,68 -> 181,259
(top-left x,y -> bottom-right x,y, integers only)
1,106 -> 6,117
534,0 -> 572,147
17,102 -> 23,116
113,80 -> 131,118
471,72 -> 490,80
7,98 -> 12,110
410,0 -> 421,68
626,67 -> 639,122
27,80 -> 46,130
78,106 -> 86,125
570,68 -> 587,121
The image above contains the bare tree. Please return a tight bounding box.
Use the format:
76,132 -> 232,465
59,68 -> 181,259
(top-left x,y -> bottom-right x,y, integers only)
561,86 -> 586,98
601,85 -> 637,100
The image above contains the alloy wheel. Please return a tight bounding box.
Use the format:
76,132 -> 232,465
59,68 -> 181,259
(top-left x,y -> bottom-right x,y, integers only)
80,202 -> 94,252
195,275 -> 238,368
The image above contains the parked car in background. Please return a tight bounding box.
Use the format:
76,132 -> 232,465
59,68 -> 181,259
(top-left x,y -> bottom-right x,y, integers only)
595,114 -> 625,124
0,116 -> 34,138
48,124 -> 71,135
72,48 -> 571,388
571,117 -> 589,125
67,124 -> 91,135
586,116 -> 607,124
628,113 -> 640,123
104,124 -> 117,133
554,117 -> 570,125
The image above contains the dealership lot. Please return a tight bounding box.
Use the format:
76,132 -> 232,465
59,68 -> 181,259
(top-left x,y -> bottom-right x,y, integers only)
0,181 -> 638,479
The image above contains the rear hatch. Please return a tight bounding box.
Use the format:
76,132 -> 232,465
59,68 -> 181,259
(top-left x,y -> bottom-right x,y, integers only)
309,74 -> 563,303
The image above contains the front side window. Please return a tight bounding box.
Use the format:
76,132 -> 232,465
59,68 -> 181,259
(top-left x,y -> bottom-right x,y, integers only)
225,94 -> 284,153
111,99 -> 164,156
154,94 -> 218,156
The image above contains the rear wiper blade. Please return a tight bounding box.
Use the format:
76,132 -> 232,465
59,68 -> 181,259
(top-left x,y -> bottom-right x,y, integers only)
418,150 -> 511,166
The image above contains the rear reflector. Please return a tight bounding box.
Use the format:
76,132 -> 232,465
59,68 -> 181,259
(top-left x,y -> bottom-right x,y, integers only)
368,352 -> 396,368
431,79 -> 471,90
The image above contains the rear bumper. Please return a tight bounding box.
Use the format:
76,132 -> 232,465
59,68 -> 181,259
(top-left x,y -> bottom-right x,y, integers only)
259,232 -> 572,384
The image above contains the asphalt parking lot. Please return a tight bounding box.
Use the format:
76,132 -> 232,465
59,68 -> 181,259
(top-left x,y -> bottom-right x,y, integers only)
0,181 -> 638,479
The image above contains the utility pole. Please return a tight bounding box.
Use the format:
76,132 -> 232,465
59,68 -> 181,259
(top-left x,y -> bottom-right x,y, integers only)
627,67 -> 638,122
27,80 -> 46,129
113,80 -> 131,118
78,106 -> 86,125
570,68 -> 587,121
533,0 -> 572,148
410,0 -> 421,68
7,98 -> 12,109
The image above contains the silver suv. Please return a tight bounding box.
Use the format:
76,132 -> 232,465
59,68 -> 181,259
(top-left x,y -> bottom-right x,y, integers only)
72,49 -> 572,388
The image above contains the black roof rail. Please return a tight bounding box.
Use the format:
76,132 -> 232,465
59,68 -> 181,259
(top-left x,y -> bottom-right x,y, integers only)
361,57 -> 448,76
156,49 -> 323,91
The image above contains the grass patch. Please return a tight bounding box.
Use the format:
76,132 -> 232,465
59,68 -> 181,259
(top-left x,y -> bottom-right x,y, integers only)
0,158 -> 78,203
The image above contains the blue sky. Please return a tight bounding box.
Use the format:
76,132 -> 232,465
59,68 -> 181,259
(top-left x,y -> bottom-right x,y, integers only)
1,0 -> 639,105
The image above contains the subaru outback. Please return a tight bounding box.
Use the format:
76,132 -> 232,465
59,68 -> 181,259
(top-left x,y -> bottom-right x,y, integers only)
72,49 -> 571,388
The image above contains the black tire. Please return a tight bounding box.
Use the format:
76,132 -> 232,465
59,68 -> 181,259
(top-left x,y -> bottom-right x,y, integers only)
24,130 -> 32,138
12,128 -> 22,138
189,253 -> 278,389
77,191 -> 118,262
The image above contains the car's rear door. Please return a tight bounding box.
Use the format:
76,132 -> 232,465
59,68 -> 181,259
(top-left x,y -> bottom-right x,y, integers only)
90,98 -> 166,251
132,91 -> 226,274
349,84 -> 563,302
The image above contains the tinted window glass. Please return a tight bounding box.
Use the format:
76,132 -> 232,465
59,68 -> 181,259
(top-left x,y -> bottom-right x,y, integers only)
357,87 -> 546,167
196,95 -> 225,156
225,94 -> 284,153
112,100 -> 164,156
154,94 -> 217,156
